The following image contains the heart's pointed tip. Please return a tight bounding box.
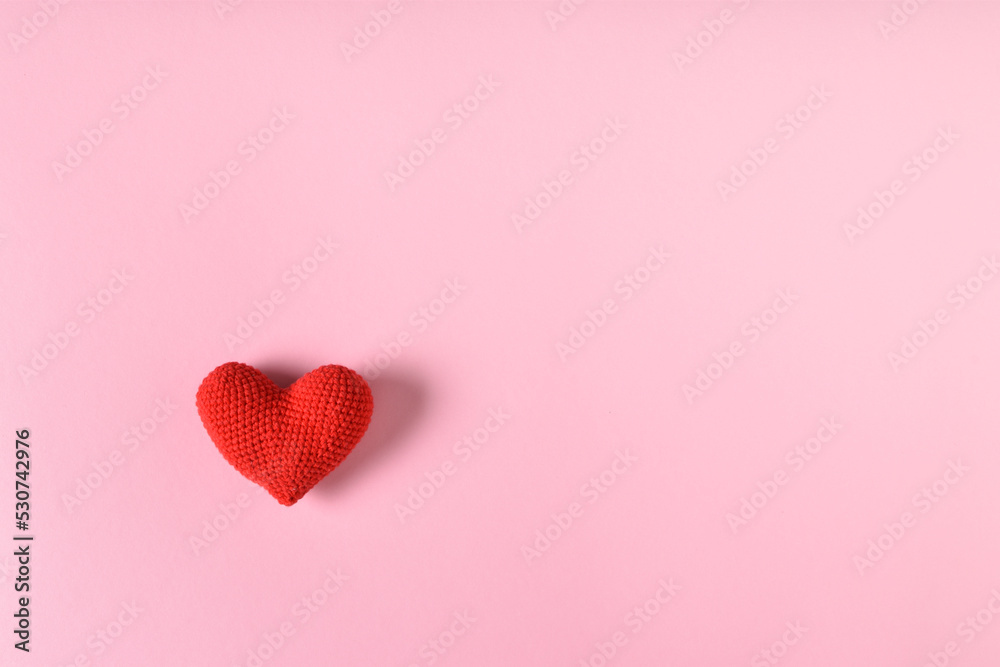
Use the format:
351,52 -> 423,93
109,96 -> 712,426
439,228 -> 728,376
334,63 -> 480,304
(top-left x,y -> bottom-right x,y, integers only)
266,486 -> 299,507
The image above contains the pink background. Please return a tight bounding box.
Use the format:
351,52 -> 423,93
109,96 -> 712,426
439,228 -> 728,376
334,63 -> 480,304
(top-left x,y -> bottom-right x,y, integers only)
3,1 -> 1000,666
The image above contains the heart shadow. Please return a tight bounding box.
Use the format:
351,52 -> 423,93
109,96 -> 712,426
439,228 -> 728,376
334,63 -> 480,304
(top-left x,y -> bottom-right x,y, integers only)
312,371 -> 426,497
200,364 -> 421,505
257,365 -> 426,498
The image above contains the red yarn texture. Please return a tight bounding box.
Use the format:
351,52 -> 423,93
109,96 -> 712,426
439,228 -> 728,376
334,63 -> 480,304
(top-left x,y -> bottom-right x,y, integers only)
196,362 -> 374,506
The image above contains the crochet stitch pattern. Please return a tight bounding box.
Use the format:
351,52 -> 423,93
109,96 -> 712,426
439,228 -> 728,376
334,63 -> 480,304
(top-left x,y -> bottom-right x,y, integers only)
196,362 -> 374,506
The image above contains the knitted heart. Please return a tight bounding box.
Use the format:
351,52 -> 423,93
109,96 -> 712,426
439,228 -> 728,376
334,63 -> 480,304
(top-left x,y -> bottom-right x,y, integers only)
196,362 -> 374,506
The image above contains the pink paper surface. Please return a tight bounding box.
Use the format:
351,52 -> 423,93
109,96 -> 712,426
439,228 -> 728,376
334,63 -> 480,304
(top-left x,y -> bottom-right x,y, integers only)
3,1 -> 1000,666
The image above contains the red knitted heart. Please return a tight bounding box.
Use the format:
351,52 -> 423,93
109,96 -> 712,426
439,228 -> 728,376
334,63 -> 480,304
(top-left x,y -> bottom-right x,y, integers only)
196,362 -> 374,506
